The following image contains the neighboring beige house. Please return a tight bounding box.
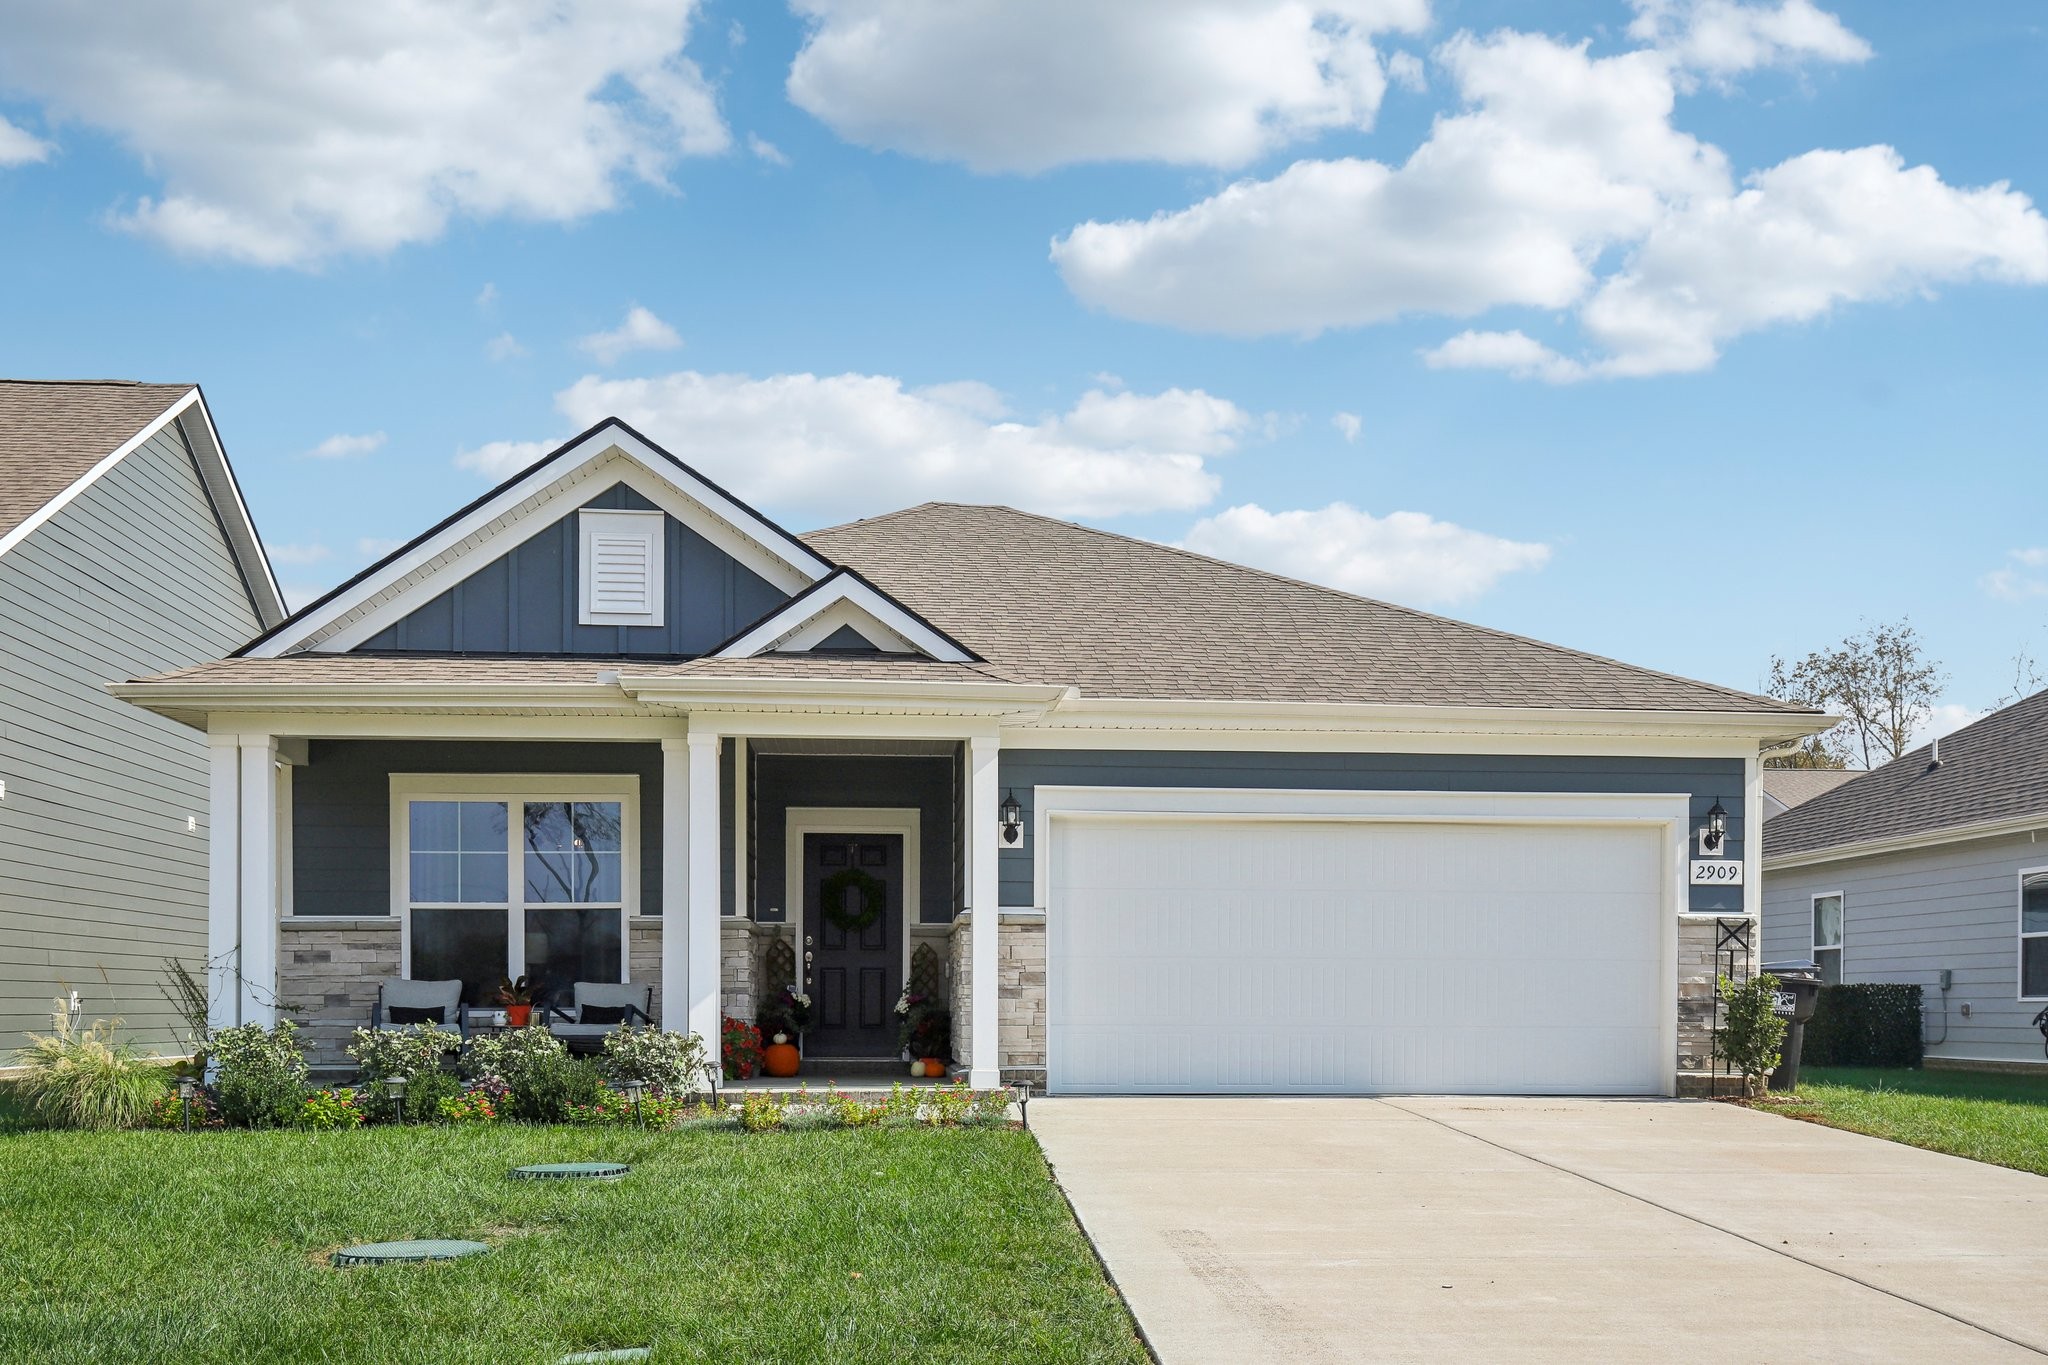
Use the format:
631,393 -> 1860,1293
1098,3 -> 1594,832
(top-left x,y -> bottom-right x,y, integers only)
0,381 -> 282,1059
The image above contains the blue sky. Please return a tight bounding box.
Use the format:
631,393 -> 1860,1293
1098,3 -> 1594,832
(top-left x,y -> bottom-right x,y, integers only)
1,1 -> 2043,733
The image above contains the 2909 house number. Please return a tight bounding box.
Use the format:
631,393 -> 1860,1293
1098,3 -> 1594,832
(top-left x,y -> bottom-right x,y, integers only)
1688,859 -> 1744,885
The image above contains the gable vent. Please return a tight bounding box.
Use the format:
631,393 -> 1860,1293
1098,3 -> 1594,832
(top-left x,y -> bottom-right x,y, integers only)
579,509 -> 665,626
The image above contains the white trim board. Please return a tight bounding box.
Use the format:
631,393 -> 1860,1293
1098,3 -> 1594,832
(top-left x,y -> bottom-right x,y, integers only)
716,569 -> 973,662
778,806 -> 923,992
248,422 -> 832,657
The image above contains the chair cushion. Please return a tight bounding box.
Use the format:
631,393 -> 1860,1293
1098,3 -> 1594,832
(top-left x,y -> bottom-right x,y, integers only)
386,1005 -> 446,1026
381,978 -> 462,1011
571,982 -> 651,1012
578,1005 -> 628,1026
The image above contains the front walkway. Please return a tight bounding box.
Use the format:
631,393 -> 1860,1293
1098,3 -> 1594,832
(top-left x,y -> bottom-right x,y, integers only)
1032,1096 -> 2048,1363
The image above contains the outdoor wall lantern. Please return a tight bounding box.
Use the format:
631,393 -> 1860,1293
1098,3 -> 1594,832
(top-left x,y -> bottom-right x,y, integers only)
1700,797 -> 1729,854
998,790 -> 1023,847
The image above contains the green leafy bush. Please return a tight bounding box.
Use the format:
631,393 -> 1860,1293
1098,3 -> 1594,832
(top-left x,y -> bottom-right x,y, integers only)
8,1003 -> 167,1130
502,1053 -> 607,1123
145,1088 -> 223,1129
737,1090 -> 786,1132
1801,983 -> 1924,1068
294,1089 -> 365,1130
212,1020 -> 310,1129
346,1023 -> 460,1122
1714,973 -> 1788,1098
566,1090 -> 693,1127
438,1090 -> 500,1124
383,1067 -> 463,1124
599,1026 -> 711,1097
462,1023 -> 564,1089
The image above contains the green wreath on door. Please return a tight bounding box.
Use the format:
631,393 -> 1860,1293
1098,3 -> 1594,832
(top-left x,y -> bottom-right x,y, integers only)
820,866 -> 887,934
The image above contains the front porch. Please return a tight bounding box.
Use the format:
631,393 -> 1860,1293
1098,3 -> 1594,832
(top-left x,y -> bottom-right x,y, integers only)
200,703 -> 1045,1090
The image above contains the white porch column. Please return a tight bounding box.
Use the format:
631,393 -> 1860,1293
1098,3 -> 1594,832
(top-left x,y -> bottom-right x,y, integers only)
236,736 -> 280,1027
967,733 -> 1001,1088
660,733 -> 689,1033
687,731 -> 724,1048
206,733 -> 242,1032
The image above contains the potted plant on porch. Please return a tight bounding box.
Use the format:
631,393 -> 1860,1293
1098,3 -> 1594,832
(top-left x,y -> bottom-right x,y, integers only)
757,986 -> 811,1078
493,976 -> 537,1028
895,990 -> 951,1078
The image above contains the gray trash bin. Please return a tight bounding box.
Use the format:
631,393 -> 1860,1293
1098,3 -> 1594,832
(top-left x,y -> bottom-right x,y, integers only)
1762,960 -> 1824,1092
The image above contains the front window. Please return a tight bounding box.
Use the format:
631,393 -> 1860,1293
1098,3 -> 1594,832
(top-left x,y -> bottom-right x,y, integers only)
1813,893 -> 1843,985
397,780 -> 633,1006
2022,872 -> 2048,1000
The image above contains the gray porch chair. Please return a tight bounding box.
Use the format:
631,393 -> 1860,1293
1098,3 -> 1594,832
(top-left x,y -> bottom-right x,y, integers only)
370,977 -> 467,1038
546,981 -> 653,1050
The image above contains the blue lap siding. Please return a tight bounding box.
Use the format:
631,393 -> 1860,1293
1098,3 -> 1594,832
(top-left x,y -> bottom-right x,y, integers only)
995,750 -> 1745,913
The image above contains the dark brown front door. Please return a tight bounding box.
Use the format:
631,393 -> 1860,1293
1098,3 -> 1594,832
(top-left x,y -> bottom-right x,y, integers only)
803,833 -> 902,1057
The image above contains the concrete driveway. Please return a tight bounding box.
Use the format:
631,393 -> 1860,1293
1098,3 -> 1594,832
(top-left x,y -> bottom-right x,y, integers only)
1031,1096 -> 2048,1363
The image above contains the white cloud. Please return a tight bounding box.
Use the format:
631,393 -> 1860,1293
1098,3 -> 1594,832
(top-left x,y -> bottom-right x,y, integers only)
1983,548 -> 2048,602
1332,412 -> 1362,442
1384,49 -> 1427,93
486,332 -> 528,362
279,583 -> 327,612
356,536 -> 407,559
0,115 -> 51,165
1180,501 -> 1549,606
305,431 -> 387,460
1054,22 -> 2048,377
578,306 -> 684,364
747,133 -> 790,167
0,1 -> 727,265
453,440 -> 555,479
476,370 -> 1250,521
475,282 -> 498,309
1628,0 -> 1871,78
266,542 -> 331,566
786,0 -> 1429,173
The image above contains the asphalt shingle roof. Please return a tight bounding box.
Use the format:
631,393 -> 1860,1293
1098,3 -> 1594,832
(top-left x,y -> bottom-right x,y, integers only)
1761,768 -> 1863,816
805,503 -> 1810,714
1764,688 -> 2048,859
0,380 -> 193,541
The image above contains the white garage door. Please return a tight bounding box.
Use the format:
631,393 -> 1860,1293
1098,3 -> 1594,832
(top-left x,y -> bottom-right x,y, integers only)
1047,816 -> 1668,1095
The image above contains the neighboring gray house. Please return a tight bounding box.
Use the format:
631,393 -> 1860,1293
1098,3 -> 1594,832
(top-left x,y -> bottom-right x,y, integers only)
1764,691 -> 2048,1071
1761,768 -> 1861,821
114,417 -> 1825,1094
1,381 -> 282,1059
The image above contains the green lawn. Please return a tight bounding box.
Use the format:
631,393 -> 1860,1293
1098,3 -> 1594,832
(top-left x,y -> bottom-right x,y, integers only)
0,1120 -> 1144,1364
1762,1065 -> 2048,1176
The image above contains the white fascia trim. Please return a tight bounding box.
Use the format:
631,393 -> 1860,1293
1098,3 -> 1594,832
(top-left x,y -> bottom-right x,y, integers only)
1013,697 -> 1830,744
715,571 -> 971,662
248,423 -> 831,657
622,675 -> 1068,719
181,387 -> 286,623
0,387 -> 197,560
1764,813 -> 2048,872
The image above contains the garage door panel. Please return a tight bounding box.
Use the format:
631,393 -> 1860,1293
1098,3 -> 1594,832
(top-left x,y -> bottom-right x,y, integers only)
1050,817 -> 1667,1095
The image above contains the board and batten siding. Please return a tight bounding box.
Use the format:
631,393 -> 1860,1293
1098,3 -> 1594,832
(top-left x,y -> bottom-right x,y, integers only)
749,751 -> 959,925
357,484 -> 788,657
0,419 -> 263,1056
995,750 -> 1746,914
1763,832 -> 2048,1065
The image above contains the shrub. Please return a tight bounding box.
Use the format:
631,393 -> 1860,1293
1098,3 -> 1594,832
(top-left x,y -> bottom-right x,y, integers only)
722,1017 -> 762,1080
385,1067 -> 464,1124
1714,973 -> 1787,1098
1801,983 -> 1924,1068
438,1089 -> 500,1125
737,1090 -> 785,1132
294,1089 -> 365,1130
566,1090 -> 693,1128
600,1026 -> 711,1097
501,1053 -> 608,1124
462,1023 -> 564,1090
9,1003 -> 168,1130
212,1020 -> 309,1129
347,1023 -> 460,1121
145,1088 -> 223,1130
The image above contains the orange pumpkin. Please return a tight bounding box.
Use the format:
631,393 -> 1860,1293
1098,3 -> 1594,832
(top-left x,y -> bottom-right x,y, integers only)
921,1058 -> 949,1079
762,1042 -> 801,1078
